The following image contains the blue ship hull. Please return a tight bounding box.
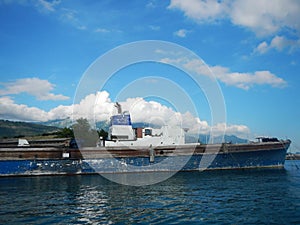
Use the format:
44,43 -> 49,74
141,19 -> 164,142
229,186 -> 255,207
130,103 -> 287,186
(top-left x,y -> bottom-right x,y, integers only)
0,143 -> 289,176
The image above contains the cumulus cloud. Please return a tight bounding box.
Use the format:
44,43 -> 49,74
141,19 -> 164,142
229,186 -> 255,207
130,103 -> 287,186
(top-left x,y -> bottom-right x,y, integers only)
168,0 -> 300,37
161,57 -> 287,90
73,91 -> 114,121
210,67 -> 287,90
230,0 -> 300,37
0,91 -> 250,137
168,0 -> 227,23
0,96 -> 49,121
221,123 -> 250,136
0,77 -> 69,101
168,0 -> 300,53
254,36 -> 300,54
0,91 -> 112,122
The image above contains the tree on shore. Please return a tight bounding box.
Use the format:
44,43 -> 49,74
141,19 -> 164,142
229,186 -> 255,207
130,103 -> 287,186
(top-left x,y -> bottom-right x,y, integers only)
98,129 -> 108,140
55,127 -> 74,138
72,118 -> 99,147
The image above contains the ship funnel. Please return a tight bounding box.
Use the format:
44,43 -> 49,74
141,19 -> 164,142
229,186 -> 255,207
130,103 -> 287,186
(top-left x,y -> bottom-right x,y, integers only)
115,102 -> 122,114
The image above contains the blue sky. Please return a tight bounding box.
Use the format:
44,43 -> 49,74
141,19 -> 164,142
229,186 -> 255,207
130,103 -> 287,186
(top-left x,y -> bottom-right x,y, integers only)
0,0 -> 299,152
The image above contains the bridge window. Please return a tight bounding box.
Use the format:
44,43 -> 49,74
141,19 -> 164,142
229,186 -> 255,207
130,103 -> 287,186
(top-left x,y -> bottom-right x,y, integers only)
144,129 -> 152,136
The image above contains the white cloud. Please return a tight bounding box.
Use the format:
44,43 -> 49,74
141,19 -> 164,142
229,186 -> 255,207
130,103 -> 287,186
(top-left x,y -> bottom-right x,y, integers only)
146,0 -> 157,9
212,69 -> 287,90
0,91 -> 112,122
161,57 -> 287,90
254,36 -> 300,54
254,41 -> 269,54
149,25 -> 160,31
271,36 -> 290,51
94,28 -> 110,33
168,0 -> 300,37
213,123 -> 250,137
174,29 -> 189,38
0,77 -> 69,101
0,96 -> 49,121
74,92 -> 250,137
1,0 -> 88,31
59,8 -> 85,30
168,0 -> 300,54
168,0 -> 227,23
0,91 -> 250,137
72,91 -> 114,121
36,0 -> 60,13
230,0 -> 300,37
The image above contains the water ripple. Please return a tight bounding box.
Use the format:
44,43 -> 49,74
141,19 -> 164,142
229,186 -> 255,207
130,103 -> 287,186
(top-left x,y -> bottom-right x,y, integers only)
0,161 -> 300,224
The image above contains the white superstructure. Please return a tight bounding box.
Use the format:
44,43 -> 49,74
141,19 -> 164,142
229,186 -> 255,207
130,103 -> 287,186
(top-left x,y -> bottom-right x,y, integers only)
100,103 -> 186,147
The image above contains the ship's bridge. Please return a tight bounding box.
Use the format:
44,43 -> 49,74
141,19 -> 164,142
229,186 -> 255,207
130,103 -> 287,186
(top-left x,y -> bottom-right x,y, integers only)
110,112 -> 131,126
108,112 -> 135,141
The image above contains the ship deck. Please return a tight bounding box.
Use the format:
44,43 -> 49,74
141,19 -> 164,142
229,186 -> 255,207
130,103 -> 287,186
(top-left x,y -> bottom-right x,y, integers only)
0,141 -> 291,161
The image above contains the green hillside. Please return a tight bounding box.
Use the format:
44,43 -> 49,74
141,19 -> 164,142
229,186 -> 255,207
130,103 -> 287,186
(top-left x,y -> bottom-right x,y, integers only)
0,120 -> 61,138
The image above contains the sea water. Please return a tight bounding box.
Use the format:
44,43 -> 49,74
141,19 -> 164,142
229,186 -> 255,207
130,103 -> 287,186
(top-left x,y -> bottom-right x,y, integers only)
0,161 -> 299,224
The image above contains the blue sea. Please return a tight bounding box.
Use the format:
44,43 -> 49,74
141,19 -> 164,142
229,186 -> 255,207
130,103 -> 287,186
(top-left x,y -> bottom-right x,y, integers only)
0,161 -> 299,225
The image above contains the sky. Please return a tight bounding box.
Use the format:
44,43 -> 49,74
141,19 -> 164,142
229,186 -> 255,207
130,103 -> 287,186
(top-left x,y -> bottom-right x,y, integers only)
0,0 -> 299,152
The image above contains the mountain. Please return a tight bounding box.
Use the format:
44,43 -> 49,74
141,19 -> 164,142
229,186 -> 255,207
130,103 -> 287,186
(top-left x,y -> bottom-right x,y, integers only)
38,118 -> 73,128
40,118 -> 110,130
39,119 -> 163,130
0,120 -> 61,138
0,119 -> 248,144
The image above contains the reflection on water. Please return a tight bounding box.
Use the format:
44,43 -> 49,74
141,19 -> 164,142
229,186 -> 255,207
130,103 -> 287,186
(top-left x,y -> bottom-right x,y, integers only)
0,161 -> 299,224
74,186 -> 110,224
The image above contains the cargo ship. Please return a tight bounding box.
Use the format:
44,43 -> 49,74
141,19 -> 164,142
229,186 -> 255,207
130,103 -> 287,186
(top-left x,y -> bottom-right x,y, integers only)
0,103 -> 291,177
